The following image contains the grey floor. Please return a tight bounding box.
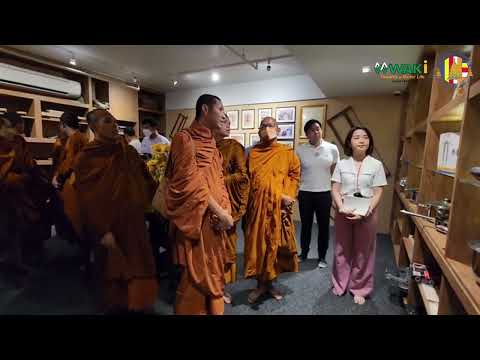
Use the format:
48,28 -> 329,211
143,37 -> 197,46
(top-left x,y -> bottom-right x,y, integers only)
0,222 -> 406,315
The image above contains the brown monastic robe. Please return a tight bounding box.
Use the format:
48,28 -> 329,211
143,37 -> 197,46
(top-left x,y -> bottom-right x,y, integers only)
54,131 -> 89,239
51,135 -> 67,180
165,122 -> 231,315
244,141 -> 301,282
73,138 -> 158,312
216,138 -> 249,283
0,135 -> 52,257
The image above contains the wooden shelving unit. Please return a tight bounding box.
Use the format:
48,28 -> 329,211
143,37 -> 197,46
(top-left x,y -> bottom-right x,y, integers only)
0,48 -> 166,164
391,45 -> 480,315
138,89 -> 166,137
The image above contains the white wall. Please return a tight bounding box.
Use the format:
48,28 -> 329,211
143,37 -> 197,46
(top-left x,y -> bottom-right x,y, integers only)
166,74 -> 325,110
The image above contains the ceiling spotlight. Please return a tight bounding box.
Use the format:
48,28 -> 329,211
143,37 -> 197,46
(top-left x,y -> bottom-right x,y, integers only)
211,72 -> 220,82
173,80 -> 178,87
267,59 -> 271,71
362,66 -> 371,73
126,75 -> 140,91
69,54 -> 77,66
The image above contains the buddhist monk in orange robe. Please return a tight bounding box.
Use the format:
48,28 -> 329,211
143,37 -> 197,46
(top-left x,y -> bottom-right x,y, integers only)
212,114 -> 249,304
165,94 -> 233,315
51,131 -> 68,180
244,116 -> 301,303
0,115 -> 52,274
73,109 -> 158,313
52,112 -> 89,243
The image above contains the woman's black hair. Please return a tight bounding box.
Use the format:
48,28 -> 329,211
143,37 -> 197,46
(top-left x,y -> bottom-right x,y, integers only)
343,126 -> 374,156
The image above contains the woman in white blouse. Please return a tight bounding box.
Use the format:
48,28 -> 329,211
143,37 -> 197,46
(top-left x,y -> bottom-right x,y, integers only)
331,127 -> 387,305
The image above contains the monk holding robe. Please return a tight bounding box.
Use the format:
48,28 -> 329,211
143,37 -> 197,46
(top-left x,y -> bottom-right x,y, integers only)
212,114 -> 249,304
165,94 -> 233,315
52,112 -> 88,244
0,114 -> 52,273
74,109 -> 158,313
243,116 -> 301,303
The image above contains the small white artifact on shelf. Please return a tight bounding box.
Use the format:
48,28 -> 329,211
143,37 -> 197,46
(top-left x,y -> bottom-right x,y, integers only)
437,132 -> 460,173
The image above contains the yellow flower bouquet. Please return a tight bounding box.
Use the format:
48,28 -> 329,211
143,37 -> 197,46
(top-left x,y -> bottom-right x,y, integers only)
147,143 -> 170,183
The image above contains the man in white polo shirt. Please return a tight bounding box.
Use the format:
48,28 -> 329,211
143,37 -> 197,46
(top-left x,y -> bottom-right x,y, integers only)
140,118 -> 170,156
295,119 -> 339,268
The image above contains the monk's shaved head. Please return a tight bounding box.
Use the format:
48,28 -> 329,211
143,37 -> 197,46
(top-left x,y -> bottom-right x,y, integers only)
86,109 -> 118,141
260,117 -> 277,127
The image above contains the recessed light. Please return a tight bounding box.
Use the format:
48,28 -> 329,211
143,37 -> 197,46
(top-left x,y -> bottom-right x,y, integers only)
362,66 -> 371,73
69,56 -> 77,66
211,72 -> 220,82
173,80 -> 178,86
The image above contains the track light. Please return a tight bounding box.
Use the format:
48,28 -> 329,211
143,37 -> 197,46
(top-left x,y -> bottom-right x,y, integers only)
173,80 -> 178,86
69,53 -> 77,66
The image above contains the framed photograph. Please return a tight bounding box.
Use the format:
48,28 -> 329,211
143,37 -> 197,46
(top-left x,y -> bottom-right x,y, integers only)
226,110 -> 239,130
278,123 -> 295,140
241,109 -> 255,129
276,107 -> 296,123
249,133 -> 260,147
300,105 -> 327,138
230,133 -> 245,147
258,108 -> 272,126
278,140 -> 294,148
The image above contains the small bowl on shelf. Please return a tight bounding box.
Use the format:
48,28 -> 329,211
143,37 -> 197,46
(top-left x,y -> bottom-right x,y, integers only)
468,240 -> 480,286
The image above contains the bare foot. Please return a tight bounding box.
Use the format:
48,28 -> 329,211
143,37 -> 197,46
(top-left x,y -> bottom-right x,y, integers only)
269,287 -> 284,301
248,288 -> 266,304
353,295 -> 366,305
223,292 -> 232,304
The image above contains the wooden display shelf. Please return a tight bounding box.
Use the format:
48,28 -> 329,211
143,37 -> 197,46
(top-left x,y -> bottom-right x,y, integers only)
417,282 -> 440,315
447,259 -> 480,315
36,158 -> 53,166
428,168 -> 456,178
430,95 -> 466,122
24,137 -> 56,144
430,119 -> 463,133
0,88 -> 89,109
138,107 -> 164,115
42,117 -> 87,125
459,177 -> 480,188
403,236 -> 414,262
406,119 -> 427,138
469,79 -> 480,100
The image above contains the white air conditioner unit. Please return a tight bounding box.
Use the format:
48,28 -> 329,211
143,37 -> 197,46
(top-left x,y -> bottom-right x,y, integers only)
0,62 -> 82,99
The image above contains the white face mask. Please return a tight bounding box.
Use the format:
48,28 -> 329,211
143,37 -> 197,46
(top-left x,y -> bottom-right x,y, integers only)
142,128 -> 152,137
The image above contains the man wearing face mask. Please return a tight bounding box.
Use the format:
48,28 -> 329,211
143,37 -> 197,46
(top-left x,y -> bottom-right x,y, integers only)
73,109 -> 159,314
140,118 -> 170,156
164,94 -> 233,315
243,116 -> 301,304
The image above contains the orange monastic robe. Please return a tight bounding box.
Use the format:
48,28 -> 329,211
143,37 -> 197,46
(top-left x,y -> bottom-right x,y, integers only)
166,122 -> 231,315
55,131 -> 89,239
0,135 -> 52,252
216,138 -> 249,283
244,141 -> 301,282
51,135 -> 67,179
73,138 -> 158,312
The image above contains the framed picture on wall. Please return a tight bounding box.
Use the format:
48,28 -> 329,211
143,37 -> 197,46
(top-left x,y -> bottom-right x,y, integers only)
278,140 -> 294,148
241,109 -> 255,129
226,110 -> 239,130
278,123 -> 295,139
300,105 -> 327,138
258,108 -> 272,126
230,133 -> 245,147
276,107 -> 296,123
250,133 -> 260,147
